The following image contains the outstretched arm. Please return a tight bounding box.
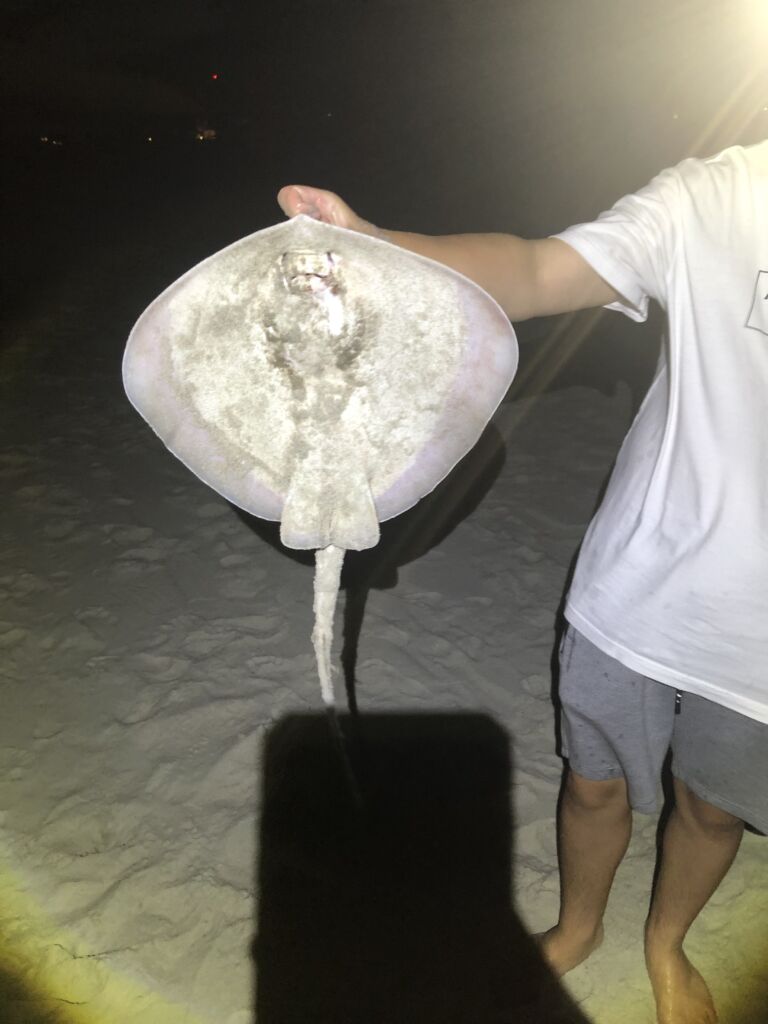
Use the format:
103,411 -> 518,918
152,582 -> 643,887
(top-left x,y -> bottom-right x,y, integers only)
277,185 -> 622,322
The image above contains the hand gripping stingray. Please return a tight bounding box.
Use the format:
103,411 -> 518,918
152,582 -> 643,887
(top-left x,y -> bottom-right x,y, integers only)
123,215 -> 518,707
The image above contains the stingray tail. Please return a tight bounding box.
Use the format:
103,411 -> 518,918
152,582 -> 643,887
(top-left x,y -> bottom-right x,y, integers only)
312,544 -> 346,706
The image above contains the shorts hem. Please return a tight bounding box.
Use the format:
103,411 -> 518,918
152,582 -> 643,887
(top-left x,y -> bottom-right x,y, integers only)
566,760 -> 625,783
566,761 -> 659,815
672,769 -> 768,836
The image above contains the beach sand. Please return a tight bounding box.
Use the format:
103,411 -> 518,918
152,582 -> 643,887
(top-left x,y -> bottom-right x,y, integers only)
1,190 -> 766,1024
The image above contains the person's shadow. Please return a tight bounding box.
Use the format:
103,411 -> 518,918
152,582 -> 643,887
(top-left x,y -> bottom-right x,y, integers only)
235,420 -> 507,714
253,712 -> 592,1024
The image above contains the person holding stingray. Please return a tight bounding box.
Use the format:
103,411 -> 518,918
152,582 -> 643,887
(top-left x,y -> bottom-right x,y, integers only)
278,137 -> 768,1024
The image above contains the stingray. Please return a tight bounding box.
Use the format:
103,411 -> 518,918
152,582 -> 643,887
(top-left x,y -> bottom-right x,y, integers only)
123,214 -> 518,708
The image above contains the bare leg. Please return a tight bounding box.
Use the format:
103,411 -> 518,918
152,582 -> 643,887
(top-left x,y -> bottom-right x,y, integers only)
644,777 -> 744,1024
538,769 -> 632,975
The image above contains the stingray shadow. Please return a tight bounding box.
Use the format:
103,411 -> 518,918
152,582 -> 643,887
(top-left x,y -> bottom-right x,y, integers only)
233,419 -> 506,714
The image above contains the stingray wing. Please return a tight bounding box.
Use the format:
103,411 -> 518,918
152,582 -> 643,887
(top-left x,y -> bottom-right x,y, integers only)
123,215 -> 518,550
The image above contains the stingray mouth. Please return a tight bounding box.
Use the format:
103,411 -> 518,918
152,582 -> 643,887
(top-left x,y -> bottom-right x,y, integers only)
279,249 -> 342,295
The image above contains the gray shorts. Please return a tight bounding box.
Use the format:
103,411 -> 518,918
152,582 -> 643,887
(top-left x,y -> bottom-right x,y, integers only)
558,625 -> 768,834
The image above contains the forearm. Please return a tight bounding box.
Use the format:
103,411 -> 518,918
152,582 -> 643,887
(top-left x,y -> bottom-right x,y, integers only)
379,231 -> 534,319
276,184 -> 619,320
379,229 -> 619,322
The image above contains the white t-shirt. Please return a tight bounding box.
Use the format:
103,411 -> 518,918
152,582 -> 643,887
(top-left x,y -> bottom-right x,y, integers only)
554,141 -> 768,724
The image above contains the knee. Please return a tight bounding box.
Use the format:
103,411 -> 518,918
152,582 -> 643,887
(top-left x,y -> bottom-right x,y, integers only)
565,769 -> 629,812
673,778 -> 744,833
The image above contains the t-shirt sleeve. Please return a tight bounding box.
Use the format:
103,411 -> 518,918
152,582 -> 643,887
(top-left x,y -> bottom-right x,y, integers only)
552,163 -> 685,323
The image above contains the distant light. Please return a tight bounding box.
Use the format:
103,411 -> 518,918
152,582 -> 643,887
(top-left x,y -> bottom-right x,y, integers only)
211,72 -> 219,80
147,136 -> 153,142
40,135 -> 49,143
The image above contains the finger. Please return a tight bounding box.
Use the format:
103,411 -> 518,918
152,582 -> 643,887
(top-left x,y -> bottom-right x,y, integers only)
276,184 -> 320,220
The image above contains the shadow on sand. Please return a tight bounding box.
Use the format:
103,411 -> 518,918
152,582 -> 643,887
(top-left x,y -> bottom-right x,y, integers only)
254,712 -> 591,1024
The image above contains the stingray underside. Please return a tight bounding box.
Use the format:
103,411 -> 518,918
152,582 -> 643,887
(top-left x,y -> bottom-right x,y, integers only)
123,215 -> 518,552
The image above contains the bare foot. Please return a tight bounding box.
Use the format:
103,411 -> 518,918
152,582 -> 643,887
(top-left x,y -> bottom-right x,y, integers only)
645,941 -> 718,1024
534,923 -> 604,976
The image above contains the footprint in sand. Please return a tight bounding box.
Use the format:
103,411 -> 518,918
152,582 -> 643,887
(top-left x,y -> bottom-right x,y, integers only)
10,572 -> 51,598
115,547 -> 166,564
217,572 -> 269,600
115,696 -> 169,726
111,539 -> 175,577
180,624 -> 240,659
521,674 -> 551,701
32,721 -> 65,742
179,616 -> 287,659
0,623 -> 28,650
43,519 -> 80,540
104,524 -> 154,545
130,652 -> 192,682
102,524 -> 175,578
75,605 -> 118,626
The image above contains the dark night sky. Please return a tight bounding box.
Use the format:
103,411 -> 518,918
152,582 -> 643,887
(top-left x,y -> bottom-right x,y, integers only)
3,1 -> 767,314
5,2 -> 767,196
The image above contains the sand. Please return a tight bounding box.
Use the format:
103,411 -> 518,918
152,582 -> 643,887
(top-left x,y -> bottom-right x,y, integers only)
0,236 -> 766,1024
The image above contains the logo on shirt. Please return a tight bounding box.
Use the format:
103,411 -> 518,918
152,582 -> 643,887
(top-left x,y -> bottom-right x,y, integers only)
746,270 -> 768,336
